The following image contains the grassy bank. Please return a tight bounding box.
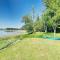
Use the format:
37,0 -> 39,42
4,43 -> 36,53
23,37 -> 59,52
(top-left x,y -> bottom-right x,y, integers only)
0,32 -> 60,60
0,32 -> 60,50
0,38 -> 60,60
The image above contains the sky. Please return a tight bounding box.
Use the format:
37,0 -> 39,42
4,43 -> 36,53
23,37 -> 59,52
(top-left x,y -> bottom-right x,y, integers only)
0,0 -> 45,28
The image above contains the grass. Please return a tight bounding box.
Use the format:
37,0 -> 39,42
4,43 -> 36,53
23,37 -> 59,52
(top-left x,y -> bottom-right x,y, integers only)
0,32 -> 60,60
0,38 -> 60,60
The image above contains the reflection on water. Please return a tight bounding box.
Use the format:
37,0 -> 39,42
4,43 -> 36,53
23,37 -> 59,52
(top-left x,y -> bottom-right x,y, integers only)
0,30 -> 26,37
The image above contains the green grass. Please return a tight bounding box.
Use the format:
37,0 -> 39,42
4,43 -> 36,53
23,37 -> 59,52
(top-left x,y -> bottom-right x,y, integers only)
0,32 -> 60,50
0,32 -> 60,60
0,38 -> 60,60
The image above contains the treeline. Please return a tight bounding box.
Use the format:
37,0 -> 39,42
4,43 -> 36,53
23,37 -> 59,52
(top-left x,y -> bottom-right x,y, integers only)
22,0 -> 60,34
0,28 -> 20,30
5,28 -> 20,30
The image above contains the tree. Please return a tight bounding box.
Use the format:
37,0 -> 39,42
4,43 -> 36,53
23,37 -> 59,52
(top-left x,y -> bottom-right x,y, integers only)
22,15 -> 34,34
52,16 -> 58,37
43,0 -> 60,11
43,0 -> 60,34
34,16 -> 44,32
42,9 -> 51,33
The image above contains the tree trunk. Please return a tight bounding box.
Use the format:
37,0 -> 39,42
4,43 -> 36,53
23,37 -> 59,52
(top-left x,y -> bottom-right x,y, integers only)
45,26 -> 47,33
54,29 -> 56,38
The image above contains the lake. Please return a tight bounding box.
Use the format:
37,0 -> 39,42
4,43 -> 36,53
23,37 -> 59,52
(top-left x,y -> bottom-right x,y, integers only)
0,30 -> 26,37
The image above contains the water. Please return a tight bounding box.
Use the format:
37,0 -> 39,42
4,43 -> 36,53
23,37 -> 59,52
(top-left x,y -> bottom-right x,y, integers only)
0,30 -> 26,37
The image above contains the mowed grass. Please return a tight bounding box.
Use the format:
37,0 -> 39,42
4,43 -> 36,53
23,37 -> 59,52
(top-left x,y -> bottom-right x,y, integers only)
0,32 -> 60,60
0,38 -> 60,60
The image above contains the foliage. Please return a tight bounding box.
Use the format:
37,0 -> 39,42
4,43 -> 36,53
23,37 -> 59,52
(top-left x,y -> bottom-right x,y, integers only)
43,0 -> 60,11
22,0 -> 60,33
34,16 -> 44,32
43,0 -> 60,33
22,15 -> 34,34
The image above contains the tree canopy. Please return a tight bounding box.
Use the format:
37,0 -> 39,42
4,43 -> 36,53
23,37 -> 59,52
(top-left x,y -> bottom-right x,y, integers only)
22,0 -> 60,34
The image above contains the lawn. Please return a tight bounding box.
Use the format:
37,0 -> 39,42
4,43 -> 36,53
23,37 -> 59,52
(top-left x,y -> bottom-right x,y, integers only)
0,32 -> 60,60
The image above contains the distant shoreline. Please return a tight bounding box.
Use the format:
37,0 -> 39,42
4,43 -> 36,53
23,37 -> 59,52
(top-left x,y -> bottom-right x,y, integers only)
0,30 -> 26,38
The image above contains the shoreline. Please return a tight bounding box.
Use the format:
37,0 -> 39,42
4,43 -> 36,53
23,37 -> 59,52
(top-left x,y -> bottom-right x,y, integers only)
0,30 -> 26,38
